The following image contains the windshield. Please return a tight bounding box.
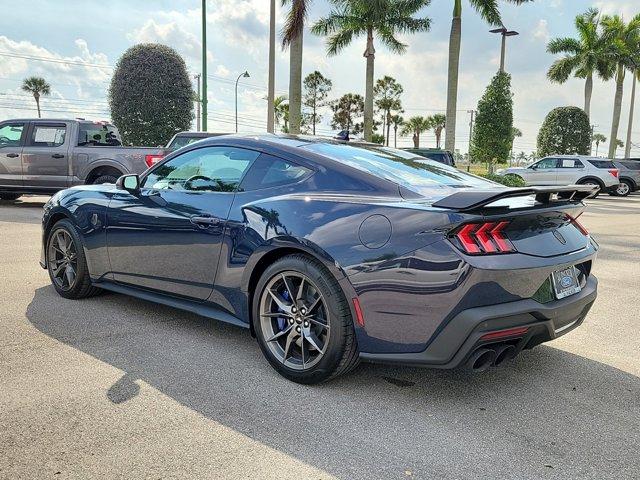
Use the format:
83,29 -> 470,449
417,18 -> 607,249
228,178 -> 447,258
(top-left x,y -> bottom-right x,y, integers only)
78,123 -> 122,146
303,142 -> 497,196
168,136 -> 202,151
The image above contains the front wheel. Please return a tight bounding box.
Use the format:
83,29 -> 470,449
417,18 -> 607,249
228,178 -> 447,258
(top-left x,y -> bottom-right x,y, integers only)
253,254 -> 359,384
611,180 -> 632,197
46,219 -> 102,299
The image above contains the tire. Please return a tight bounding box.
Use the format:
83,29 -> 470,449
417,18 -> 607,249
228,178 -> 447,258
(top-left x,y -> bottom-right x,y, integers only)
0,193 -> 21,201
253,254 -> 360,384
91,175 -> 118,185
612,179 -> 632,197
46,219 -> 102,299
578,179 -> 602,198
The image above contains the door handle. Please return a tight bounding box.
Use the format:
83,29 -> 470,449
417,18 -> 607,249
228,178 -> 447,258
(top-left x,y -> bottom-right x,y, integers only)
52,154 -> 65,159
190,216 -> 222,227
6,153 -> 19,158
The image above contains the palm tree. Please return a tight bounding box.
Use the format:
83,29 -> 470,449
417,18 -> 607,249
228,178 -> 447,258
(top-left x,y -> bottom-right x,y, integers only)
601,14 -> 640,158
390,113 -> 404,148
274,95 -> 289,132
282,0 -> 312,134
313,0 -> 431,142
374,76 -> 403,146
427,113 -> 446,148
21,76 -> 51,118
625,67 -> 640,158
445,0 -> 532,153
592,133 -> 606,156
401,116 -> 430,148
267,0 -> 276,133
546,9 -> 613,120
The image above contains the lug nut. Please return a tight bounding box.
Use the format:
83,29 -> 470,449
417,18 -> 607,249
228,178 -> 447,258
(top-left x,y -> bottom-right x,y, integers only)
296,326 -> 301,333
300,308 -> 306,315
291,306 -> 297,313
303,321 -> 309,328
289,318 -> 294,325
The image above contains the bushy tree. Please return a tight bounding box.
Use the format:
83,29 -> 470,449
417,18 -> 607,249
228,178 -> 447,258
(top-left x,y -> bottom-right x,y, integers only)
537,106 -> 591,156
303,71 -> 332,135
374,76 -> 403,146
470,71 -> 513,167
109,44 -> 193,146
331,93 -> 364,134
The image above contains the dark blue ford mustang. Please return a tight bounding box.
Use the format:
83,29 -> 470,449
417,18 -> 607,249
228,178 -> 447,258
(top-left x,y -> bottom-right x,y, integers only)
41,135 -> 599,383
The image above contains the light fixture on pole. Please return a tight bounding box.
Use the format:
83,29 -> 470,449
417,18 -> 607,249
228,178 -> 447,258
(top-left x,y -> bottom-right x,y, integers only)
194,74 -> 201,131
490,27 -> 519,72
235,71 -> 250,133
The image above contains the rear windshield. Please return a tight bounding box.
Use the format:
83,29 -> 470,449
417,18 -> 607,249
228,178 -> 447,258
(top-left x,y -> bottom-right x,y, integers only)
588,159 -> 616,169
78,123 -> 122,146
168,136 -> 203,151
303,142 -> 496,196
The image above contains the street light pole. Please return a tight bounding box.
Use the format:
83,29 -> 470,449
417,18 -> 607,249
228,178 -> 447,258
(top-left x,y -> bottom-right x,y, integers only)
235,71 -> 250,133
201,0 -> 208,131
194,74 -> 201,131
490,27 -> 519,72
467,109 -> 475,172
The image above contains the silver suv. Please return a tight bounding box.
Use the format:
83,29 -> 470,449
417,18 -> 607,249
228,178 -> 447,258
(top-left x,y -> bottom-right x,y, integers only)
498,155 -> 620,195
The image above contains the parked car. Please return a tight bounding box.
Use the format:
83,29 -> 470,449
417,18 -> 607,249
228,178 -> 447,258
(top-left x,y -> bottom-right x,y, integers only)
0,118 -> 165,200
497,155 -> 619,197
166,131 -> 228,152
610,160 -> 640,196
41,136 -> 598,384
402,148 -> 456,166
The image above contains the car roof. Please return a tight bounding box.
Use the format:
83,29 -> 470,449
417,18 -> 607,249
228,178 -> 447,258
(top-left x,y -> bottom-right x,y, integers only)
174,131 -> 228,138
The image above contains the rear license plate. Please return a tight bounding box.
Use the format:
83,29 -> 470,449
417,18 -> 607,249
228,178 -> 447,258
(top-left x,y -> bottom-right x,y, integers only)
552,266 -> 581,300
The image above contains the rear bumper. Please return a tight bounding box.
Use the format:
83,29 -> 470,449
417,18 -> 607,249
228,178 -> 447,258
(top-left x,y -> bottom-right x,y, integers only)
359,275 -> 597,368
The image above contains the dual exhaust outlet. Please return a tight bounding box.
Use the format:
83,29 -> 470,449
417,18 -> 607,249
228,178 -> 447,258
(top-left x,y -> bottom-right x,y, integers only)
465,344 -> 517,372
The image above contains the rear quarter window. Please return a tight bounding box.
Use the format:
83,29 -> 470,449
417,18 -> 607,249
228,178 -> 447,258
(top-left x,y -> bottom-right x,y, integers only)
587,160 -> 616,169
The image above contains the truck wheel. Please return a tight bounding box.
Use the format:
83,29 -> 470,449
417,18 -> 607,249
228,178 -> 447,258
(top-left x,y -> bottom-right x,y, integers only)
0,193 -> 21,201
91,175 -> 118,185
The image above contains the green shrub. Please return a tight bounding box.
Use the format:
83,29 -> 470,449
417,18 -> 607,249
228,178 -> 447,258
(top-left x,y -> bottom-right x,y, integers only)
481,173 -> 526,187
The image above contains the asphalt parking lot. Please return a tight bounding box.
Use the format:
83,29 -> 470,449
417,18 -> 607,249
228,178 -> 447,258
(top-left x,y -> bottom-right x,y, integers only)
1,194 -> 638,479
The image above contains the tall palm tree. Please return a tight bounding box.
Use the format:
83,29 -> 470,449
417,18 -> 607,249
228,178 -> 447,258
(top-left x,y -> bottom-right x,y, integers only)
547,8 -> 613,119
401,116 -> 430,148
267,0 -> 276,133
390,113 -> 404,148
592,133 -> 606,156
427,113 -> 446,148
445,0 -> 532,153
282,0 -> 312,134
21,76 -> 51,118
625,66 -> 640,158
313,0 -> 431,142
601,14 -> 640,158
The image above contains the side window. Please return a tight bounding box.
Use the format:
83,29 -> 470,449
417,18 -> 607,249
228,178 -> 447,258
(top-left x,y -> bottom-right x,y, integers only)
30,124 -> 66,147
239,154 -> 312,191
0,123 -> 25,147
559,159 -> 584,168
142,146 -> 259,192
534,158 -> 558,169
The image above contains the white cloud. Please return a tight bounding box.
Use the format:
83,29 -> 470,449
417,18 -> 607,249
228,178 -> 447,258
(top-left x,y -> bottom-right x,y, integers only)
533,20 -> 550,43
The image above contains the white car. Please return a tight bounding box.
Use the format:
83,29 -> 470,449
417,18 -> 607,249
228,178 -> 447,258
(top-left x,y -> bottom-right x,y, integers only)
498,156 -> 620,195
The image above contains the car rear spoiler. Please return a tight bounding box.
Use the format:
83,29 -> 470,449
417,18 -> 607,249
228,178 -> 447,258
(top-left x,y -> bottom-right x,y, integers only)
431,185 -> 598,212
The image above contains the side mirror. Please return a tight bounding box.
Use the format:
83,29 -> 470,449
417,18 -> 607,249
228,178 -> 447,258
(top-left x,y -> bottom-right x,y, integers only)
116,174 -> 140,193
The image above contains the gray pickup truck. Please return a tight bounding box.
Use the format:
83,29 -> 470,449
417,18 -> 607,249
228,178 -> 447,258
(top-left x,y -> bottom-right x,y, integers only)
0,118 -> 165,200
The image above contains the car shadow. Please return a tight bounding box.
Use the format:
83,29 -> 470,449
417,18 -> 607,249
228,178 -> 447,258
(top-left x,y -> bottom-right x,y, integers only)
26,286 -> 639,478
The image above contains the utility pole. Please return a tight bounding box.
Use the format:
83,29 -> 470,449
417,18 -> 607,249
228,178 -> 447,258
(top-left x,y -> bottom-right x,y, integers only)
201,0 -> 208,131
467,109 -> 475,171
267,0 -> 276,133
490,27 -> 519,72
194,74 -> 201,131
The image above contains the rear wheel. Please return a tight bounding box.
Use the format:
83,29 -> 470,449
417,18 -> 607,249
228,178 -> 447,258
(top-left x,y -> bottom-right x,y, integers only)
91,174 -> 118,185
611,179 -> 632,197
46,219 -> 101,299
253,254 -> 359,384
578,179 -> 602,198
0,193 -> 21,201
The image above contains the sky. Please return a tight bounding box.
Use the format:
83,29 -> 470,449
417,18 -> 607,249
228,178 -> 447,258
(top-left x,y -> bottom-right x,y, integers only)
1,0 -> 639,156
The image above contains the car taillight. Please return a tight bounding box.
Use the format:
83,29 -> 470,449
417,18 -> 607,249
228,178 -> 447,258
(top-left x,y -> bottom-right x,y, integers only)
453,221 -> 515,255
145,154 -> 164,168
567,214 -> 589,237
608,169 -> 619,178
